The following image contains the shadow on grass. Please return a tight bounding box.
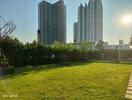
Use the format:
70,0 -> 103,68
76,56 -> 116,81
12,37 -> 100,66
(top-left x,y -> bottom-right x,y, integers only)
1,60 -> 132,80
0,61 -> 92,80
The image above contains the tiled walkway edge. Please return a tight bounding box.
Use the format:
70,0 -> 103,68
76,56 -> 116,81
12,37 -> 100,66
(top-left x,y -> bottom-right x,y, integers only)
125,73 -> 132,99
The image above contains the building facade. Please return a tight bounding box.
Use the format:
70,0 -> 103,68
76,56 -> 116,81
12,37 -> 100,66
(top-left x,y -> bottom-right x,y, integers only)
74,0 -> 103,43
38,0 -> 66,44
74,22 -> 78,43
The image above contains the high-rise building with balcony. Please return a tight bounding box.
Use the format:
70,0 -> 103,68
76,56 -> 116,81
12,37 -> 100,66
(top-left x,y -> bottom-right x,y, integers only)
38,0 -> 66,44
74,0 -> 103,43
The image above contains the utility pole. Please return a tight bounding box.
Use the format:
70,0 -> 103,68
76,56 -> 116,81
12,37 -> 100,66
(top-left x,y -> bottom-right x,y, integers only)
118,38 -> 122,62
118,44 -> 121,62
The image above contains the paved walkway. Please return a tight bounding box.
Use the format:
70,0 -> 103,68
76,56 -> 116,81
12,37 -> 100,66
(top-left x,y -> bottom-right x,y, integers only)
125,73 -> 132,99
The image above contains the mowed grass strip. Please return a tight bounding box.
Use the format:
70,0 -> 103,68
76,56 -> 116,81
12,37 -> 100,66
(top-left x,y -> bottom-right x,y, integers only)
0,62 -> 131,100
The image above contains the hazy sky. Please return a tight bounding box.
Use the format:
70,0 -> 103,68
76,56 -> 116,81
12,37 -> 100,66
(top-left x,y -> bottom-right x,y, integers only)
0,0 -> 132,44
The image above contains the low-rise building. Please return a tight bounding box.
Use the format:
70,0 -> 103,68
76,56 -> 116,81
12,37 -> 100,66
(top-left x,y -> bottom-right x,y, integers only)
104,44 -> 132,50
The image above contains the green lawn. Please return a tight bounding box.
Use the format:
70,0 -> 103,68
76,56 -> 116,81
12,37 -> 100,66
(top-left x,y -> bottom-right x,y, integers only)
0,62 -> 132,100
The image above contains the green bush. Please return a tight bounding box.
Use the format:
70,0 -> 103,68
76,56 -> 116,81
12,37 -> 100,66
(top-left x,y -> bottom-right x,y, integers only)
0,66 -> 15,75
0,37 -> 102,67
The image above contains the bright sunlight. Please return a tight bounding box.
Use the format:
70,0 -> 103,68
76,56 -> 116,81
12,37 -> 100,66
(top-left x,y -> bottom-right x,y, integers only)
122,14 -> 132,24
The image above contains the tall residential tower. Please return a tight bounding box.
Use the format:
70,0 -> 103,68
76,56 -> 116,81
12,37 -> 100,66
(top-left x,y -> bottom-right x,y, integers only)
38,0 -> 66,44
74,0 -> 103,43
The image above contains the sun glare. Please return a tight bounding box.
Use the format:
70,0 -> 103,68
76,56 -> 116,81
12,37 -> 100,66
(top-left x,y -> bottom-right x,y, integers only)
122,15 -> 132,24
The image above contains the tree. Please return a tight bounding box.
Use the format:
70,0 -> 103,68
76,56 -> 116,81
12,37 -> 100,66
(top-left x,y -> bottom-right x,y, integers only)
130,37 -> 132,46
96,40 -> 105,50
80,41 -> 92,51
0,16 -> 16,67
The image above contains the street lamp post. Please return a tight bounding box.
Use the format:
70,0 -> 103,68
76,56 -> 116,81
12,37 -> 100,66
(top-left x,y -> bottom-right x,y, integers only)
118,39 -> 124,62
118,44 -> 121,62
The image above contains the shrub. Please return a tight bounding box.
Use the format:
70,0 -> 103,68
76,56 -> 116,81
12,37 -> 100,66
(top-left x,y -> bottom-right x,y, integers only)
0,66 -> 15,75
0,38 -> 102,67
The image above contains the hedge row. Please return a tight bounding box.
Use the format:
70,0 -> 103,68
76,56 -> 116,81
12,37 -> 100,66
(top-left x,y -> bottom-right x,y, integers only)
0,37 -> 102,67
103,50 -> 132,60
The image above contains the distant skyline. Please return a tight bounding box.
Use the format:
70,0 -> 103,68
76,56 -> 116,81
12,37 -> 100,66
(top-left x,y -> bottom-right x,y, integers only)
0,0 -> 132,44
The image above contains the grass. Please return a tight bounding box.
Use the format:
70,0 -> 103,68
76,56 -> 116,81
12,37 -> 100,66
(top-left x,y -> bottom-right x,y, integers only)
0,62 -> 132,100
